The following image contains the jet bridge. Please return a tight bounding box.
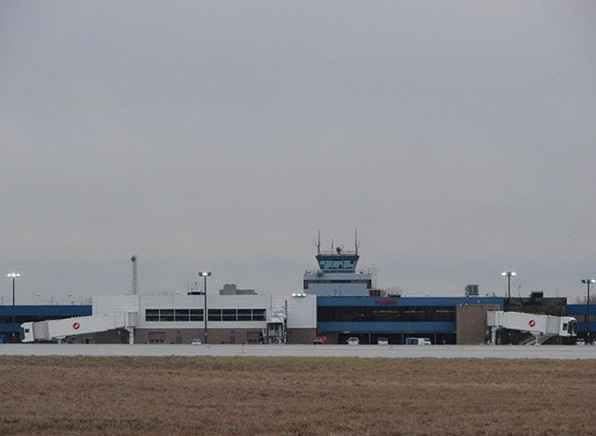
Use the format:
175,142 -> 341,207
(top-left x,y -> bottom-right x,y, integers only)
487,311 -> 576,345
22,312 -> 137,344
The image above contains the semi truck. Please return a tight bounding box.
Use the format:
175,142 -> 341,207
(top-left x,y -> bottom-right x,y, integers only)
21,312 -> 136,343
487,311 -> 576,345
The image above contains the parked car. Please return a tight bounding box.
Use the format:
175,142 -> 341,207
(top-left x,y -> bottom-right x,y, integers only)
191,339 -> 202,345
405,337 -> 431,346
312,336 -> 327,345
376,337 -> 389,345
576,339 -> 586,346
346,337 -> 360,345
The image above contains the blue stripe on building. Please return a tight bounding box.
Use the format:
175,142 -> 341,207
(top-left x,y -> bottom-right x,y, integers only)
0,305 -> 91,317
566,304 -> 596,316
0,323 -> 22,333
0,305 -> 93,342
317,296 -> 505,307
566,305 -> 596,333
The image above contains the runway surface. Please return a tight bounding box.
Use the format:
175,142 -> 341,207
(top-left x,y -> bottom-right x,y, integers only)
1,344 -> 596,359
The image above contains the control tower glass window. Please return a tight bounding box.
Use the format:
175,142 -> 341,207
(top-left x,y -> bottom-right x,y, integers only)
319,259 -> 355,271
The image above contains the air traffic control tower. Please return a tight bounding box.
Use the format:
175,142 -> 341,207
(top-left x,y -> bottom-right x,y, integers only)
303,232 -> 373,296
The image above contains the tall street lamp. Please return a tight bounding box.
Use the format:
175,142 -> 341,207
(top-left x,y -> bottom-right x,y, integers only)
581,279 -> 595,345
199,271 -> 212,344
501,271 -> 517,299
6,272 -> 21,306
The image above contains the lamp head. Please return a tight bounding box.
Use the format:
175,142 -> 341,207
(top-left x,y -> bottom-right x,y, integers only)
501,271 -> 517,277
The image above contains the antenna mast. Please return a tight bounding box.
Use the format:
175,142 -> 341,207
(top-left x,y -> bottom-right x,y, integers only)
317,230 -> 321,255
354,228 -> 359,255
131,255 -> 138,295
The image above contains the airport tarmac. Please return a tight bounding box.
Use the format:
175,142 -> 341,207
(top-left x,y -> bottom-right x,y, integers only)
1,344 -> 596,359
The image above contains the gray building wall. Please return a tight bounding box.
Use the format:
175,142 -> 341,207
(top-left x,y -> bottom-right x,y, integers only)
66,329 -> 129,344
134,328 -> 263,344
134,328 -> 317,344
287,328 -> 317,344
456,304 -> 500,345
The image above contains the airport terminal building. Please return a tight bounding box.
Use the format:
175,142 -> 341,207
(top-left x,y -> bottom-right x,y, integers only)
4,293 -> 590,345
3,243 -> 594,345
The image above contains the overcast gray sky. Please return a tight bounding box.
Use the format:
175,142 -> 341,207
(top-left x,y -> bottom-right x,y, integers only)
1,1 -> 595,303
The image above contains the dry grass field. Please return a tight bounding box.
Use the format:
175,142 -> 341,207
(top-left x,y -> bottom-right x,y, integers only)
1,356 -> 595,436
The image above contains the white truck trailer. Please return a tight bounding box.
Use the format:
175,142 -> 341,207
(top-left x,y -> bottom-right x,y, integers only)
487,311 -> 576,345
22,312 -> 136,344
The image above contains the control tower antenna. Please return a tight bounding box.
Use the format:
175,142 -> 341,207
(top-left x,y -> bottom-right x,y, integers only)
130,255 -> 138,295
354,228 -> 359,255
317,230 -> 321,255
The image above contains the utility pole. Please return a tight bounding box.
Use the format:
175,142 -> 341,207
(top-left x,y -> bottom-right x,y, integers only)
198,272 -> 212,344
581,279 -> 595,345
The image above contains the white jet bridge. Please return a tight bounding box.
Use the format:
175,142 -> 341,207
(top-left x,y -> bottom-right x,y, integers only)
487,311 -> 576,345
22,312 -> 137,344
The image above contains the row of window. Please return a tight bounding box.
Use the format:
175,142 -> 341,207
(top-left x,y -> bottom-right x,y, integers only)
145,308 -> 266,322
317,306 -> 456,322
303,279 -> 372,289
318,260 -> 356,270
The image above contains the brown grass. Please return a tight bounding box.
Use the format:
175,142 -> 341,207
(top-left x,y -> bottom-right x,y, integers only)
1,356 -> 595,435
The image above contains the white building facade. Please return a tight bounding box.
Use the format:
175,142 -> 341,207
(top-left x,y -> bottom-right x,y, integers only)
24,292 -> 317,345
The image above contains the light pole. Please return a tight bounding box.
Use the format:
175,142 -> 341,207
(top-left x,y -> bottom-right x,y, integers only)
6,272 -> 21,306
501,271 -> 517,299
581,279 -> 595,345
199,271 -> 211,344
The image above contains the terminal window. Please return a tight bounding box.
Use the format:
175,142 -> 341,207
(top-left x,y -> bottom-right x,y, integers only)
317,306 -> 455,322
145,308 -> 266,322
145,309 -> 203,322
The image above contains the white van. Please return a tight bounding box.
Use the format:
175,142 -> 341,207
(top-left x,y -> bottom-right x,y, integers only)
405,337 -> 431,346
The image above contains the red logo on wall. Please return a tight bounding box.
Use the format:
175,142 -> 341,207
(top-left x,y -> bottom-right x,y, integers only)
72,322 -> 81,330
375,298 -> 397,305
528,320 -> 536,328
